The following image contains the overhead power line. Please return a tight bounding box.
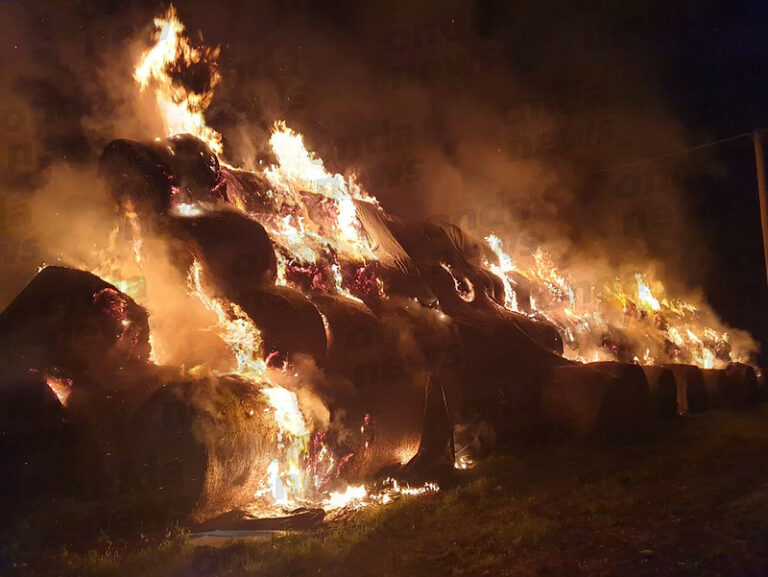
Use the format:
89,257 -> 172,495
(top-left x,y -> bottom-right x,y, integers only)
594,131 -> 753,174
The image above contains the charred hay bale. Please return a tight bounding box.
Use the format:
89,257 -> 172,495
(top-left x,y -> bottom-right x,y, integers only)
724,363 -> 760,407
640,365 -> 678,419
100,135 -> 224,217
542,363 -> 652,441
127,375 -> 279,522
310,294 -> 379,387
163,134 -> 221,202
0,267 -> 150,379
100,138 -> 175,215
427,263 -> 564,355
308,295 -> 449,481
662,364 -> 708,414
170,211 -> 278,291
238,285 -> 327,365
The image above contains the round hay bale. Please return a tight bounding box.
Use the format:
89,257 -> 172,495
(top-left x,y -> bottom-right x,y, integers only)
640,365 -> 678,419
662,364 -> 707,414
700,368 -> 731,409
127,375 -> 279,522
542,363 -> 653,441
0,376 -> 84,501
0,267 -> 151,379
724,363 -> 759,407
541,364 -> 617,439
238,285 -> 327,365
585,361 -> 653,439
310,293 -> 379,385
100,138 -> 174,216
170,211 -> 277,292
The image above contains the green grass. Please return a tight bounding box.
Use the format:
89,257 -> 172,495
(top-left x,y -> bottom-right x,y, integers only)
6,407 -> 768,577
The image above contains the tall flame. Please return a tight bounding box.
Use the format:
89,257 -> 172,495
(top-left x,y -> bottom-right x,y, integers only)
134,4 -> 223,154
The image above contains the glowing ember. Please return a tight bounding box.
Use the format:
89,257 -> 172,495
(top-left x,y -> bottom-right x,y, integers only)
441,263 -> 476,303
323,478 -> 440,511
44,374 -> 73,406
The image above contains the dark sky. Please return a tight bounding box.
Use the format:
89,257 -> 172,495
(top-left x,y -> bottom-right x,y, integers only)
1,0 -> 767,361
641,0 -> 768,361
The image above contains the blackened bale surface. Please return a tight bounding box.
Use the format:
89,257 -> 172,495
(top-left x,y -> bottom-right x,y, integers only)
100,138 -> 175,215
171,211 -> 278,292
238,285 -> 327,365
0,267 -> 150,380
128,375 -> 278,522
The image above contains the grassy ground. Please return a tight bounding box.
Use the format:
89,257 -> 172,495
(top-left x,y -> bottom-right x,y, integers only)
6,407 -> 768,577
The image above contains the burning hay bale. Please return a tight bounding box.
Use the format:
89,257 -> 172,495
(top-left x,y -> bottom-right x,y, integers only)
0,266 -> 174,498
100,134 -> 224,216
640,365 -> 678,419
0,266 -> 151,380
662,364 -> 708,414
237,285 -> 328,365
127,375 -> 280,522
308,295 -> 455,481
170,211 -> 278,294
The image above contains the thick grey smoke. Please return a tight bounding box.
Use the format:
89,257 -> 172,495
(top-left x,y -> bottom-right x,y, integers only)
0,0 -> 744,346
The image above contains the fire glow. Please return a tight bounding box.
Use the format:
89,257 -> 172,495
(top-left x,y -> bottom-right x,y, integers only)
114,4 -> 758,515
